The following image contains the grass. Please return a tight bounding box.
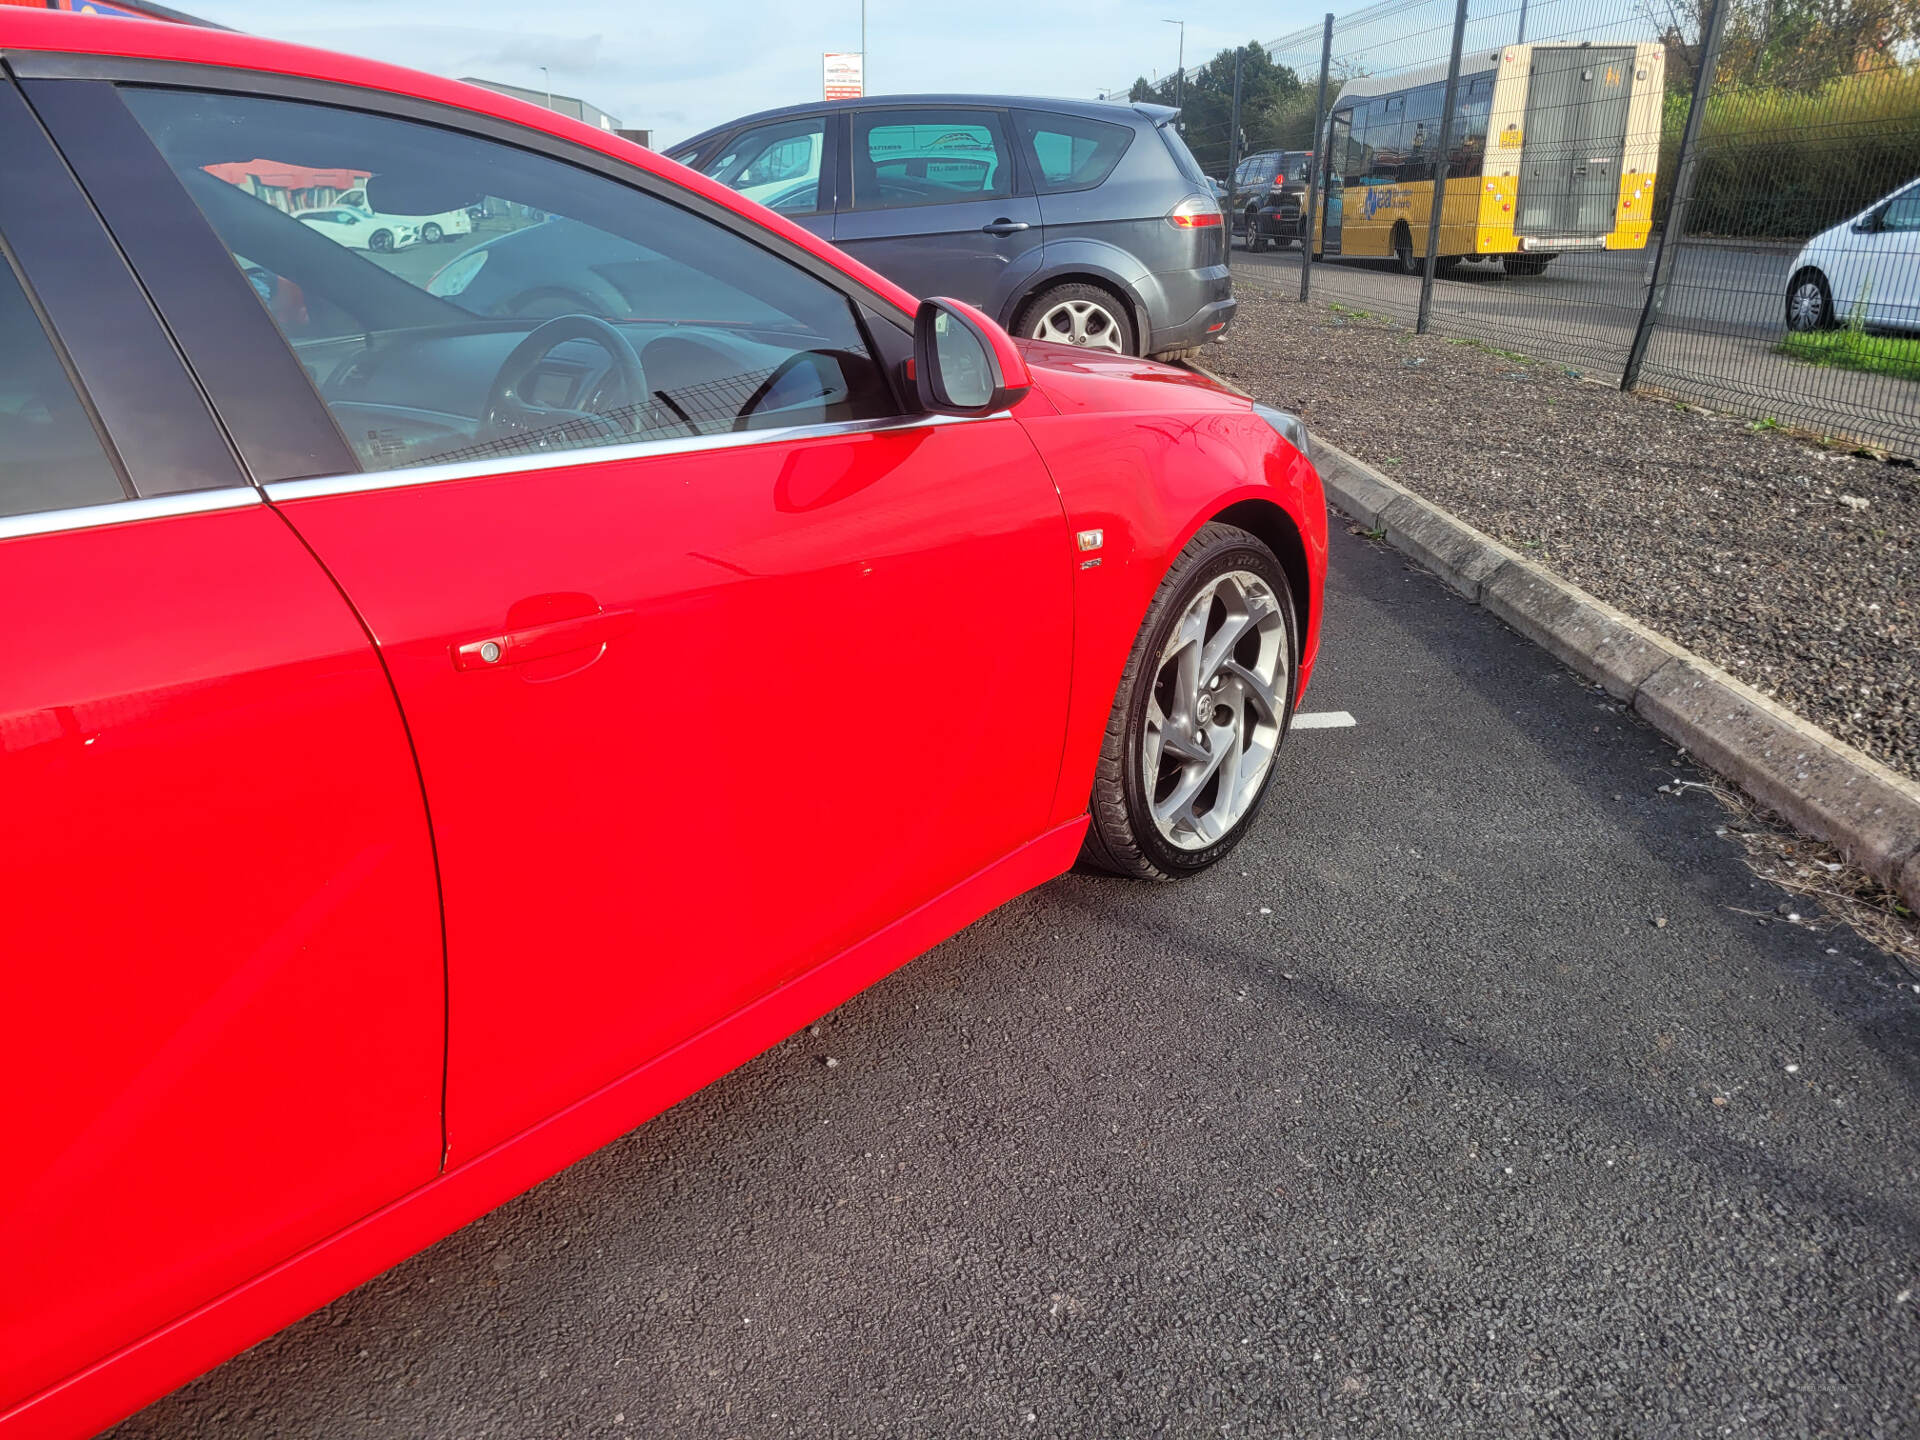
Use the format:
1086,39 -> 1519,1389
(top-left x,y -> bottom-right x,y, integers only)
1778,325 -> 1920,383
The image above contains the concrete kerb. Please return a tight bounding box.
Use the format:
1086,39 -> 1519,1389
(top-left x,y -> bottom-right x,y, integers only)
1306,433 -> 1920,912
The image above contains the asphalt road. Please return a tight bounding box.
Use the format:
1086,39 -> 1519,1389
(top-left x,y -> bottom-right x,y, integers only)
113,525 -> 1920,1439
1232,241 -> 1920,450
1235,240 -> 1792,346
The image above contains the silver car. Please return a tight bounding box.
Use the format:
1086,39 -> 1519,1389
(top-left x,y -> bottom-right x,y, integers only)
666,95 -> 1235,359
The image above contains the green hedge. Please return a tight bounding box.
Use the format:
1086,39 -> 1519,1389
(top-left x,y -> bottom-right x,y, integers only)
1661,64 -> 1920,239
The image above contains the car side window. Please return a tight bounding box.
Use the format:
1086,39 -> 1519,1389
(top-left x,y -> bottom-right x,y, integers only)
119,88 -> 897,476
1880,188 -> 1920,232
700,116 -> 828,217
852,108 -> 1013,210
0,246 -> 126,520
1014,111 -> 1133,194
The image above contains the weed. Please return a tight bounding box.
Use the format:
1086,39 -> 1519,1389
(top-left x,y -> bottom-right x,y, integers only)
1777,326 -> 1920,384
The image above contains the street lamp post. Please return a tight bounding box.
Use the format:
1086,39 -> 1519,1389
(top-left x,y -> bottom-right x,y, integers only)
1162,19 -> 1184,113
540,65 -> 551,111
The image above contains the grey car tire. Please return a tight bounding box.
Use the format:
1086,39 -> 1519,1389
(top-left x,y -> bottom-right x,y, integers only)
1081,522 -> 1298,881
1019,283 -> 1137,356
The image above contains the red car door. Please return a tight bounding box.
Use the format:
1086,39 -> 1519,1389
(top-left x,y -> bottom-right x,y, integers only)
114,84 -> 1073,1163
0,89 -> 443,1414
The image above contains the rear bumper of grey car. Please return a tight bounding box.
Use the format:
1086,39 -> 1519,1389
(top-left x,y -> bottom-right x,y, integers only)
1150,291 -> 1237,354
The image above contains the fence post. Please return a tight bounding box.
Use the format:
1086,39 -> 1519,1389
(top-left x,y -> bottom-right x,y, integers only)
1227,46 -> 1244,271
1622,0 -> 1730,391
1300,12 -> 1333,302
1416,0 -> 1470,334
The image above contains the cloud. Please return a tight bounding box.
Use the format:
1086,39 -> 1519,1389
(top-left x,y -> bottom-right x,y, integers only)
453,33 -> 606,78
184,0 -> 1325,148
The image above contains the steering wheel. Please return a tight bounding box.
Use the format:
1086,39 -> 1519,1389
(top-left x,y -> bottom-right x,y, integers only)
483,314 -> 647,447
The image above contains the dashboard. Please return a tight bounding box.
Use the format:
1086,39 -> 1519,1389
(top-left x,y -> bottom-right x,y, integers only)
291,321 -> 886,472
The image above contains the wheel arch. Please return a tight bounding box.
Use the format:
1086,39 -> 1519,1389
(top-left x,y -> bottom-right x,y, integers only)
1211,497 -> 1312,646
1001,240 -> 1155,347
1010,271 -> 1142,344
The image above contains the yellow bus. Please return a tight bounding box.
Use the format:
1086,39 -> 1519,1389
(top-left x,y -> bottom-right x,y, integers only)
1315,41 -> 1665,275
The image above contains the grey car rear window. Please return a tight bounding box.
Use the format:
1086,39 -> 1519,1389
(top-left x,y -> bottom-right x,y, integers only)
1015,111 -> 1134,194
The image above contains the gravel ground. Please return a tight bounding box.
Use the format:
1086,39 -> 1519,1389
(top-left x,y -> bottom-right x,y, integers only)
1207,286 -> 1920,781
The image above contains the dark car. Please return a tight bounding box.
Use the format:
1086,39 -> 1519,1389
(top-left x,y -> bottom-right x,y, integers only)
1229,149 -> 1314,252
666,95 -> 1235,360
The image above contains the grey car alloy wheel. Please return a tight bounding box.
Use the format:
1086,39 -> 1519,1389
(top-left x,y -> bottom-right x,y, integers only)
1030,297 -> 1126,353
1142,569 -> 1288,850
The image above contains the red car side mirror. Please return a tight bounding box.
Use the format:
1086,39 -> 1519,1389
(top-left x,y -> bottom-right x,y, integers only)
912,297 -> 1032,415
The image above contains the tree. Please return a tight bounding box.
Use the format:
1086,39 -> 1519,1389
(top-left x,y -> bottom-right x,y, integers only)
1127,41 -> 1306,176
1653,0 -> 1920,90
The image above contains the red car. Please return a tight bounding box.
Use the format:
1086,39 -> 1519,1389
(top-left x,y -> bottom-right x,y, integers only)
0,11 -> 1324,1436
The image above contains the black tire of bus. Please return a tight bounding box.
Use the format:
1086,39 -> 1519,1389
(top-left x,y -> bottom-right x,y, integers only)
1505,254 -> 1554,276
1390,222 -> 1419,276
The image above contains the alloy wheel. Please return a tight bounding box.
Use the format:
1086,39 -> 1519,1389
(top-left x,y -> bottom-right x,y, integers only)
1031,298 -> 1125,353
1141,569 -> 1288,850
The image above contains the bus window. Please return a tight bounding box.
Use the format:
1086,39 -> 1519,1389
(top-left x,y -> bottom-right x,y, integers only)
1328,109 -> 1353,182
1448,76 -> 1493,179
1403,84 -> 1444,183
1364,95 -> 1405,182
1335,108 -> 1363,185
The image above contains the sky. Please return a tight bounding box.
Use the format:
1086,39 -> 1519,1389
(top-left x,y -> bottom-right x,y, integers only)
183,0 -> 1331,149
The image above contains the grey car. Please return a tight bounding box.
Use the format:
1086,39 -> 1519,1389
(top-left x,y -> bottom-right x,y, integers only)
665,95 -> 1235,359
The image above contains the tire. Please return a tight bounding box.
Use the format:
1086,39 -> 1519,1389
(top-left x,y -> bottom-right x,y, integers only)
369,229 -> 395,253
1246,209 -> 1269,254
1019,283 -> 1136,356
1081,522 -> 1299,881
1786,268 -> 1833,331
422,222 -> 444,243
1504,254 -> 1552,277
1391,222 -> 1419,275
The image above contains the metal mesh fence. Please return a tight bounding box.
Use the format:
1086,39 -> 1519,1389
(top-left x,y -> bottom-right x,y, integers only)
1103,0 -> 1920,455
1634,50 -> 1920,450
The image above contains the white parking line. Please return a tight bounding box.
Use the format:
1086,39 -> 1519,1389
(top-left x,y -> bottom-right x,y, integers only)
1292,711 -> 1357,730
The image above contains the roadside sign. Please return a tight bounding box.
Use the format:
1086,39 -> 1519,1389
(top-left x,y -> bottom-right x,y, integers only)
823,52 -> 863,101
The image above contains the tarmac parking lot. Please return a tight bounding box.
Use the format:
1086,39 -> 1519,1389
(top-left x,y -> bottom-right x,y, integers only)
114,523 -> 1920,1439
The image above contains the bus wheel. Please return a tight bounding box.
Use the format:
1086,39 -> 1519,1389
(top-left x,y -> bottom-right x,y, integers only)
1391,223 -> 1418,276
1505,254 -> 1552,277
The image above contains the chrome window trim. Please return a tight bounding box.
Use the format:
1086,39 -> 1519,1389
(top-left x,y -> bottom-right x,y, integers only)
0,486 -> 260,542
263,411 -> 1007,503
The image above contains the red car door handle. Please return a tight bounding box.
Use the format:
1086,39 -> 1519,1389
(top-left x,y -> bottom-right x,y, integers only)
452,608 -> 634,670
